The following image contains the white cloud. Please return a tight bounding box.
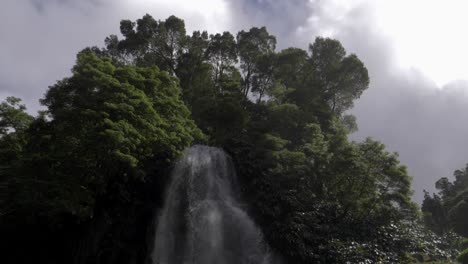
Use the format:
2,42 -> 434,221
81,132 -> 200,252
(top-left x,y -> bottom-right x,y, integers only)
371,0 -> 468,87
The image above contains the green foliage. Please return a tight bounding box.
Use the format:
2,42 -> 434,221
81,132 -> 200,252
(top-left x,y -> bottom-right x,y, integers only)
1,14 -> 438,264
423,163 -> 468,238
458,249 -> 468,264
0,97 -> 33,162
461,238 -> 468,249
0,97 -> 34,136
0,97 -> 34,218
406,223 -> 461,261
325,221 -> 461,263
237,27 -> 276,97
340,114 -> 358,133
227,92 -> 415,262
357,138 -> 417,219
106,14 -> 187,73
422,190 -> 449,235
207,31 -> 238,86
3,51 -> 202,223
458,239 -> 468,264
283,37 -> 370,116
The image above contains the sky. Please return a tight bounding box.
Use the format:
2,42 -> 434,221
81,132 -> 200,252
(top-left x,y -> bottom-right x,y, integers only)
2,0 -> 468,202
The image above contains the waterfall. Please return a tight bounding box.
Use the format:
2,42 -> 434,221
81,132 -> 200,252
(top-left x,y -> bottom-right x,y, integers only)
151,145 -> 277,264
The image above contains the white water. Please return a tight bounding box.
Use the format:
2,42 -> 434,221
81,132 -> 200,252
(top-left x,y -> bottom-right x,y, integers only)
151,145 -> 277,264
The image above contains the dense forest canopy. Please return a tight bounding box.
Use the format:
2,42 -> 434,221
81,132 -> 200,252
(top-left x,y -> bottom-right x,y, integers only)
0,14 -> 466,264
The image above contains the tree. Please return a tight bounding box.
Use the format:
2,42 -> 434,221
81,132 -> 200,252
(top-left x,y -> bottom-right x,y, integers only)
0,97 -> 34,218
237,27 -> 276,96
458,238 -> 468,264
287,37 -> 369,115
356,138 -> 417,220
340,114 -> 358,133
176,30 -> 211,100
421,191 -> 449,235
207,31 -> 238,88
0,97 -> 33,162
0,97 -> 33,136
6,50 -> 202,222
424,164 -> 468,237
105,14 -> 187,75
251,53 -> 277,102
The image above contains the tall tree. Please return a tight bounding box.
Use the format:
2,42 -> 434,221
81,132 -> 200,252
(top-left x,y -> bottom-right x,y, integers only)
237,27 -> 276,96
251,53 -> 277,102
423,164 -> 468,237
287,37 -> 369,115
105,14 -> 187,75
422,190 -> 449,235
206,31 -> 238,88
0,97 -> 34,217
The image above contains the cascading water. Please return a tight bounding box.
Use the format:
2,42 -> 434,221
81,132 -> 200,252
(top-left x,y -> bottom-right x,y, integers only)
151,145 -> 277,264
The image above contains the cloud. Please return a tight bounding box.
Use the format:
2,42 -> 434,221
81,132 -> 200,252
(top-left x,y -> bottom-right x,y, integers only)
352,68 -> 468,202
0,0 -> 121,112
29,0 -> 103,13
224,0 -> 313,48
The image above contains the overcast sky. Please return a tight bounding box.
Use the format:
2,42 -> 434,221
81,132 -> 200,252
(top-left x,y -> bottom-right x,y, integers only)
2,0 -> 468,202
